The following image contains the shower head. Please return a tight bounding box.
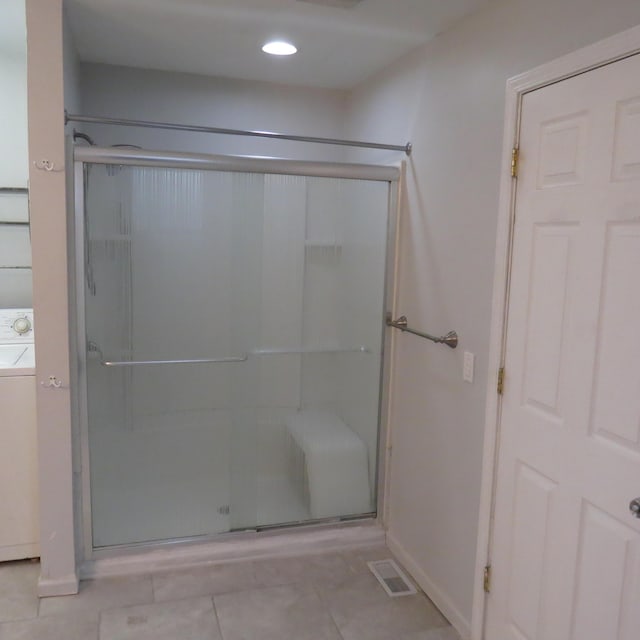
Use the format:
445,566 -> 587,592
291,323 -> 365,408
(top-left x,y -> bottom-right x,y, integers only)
73,129 -> 95,146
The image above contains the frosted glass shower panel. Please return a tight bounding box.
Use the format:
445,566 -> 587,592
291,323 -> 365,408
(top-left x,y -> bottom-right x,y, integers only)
82,160 -> 391,548
84,165 -> 264,547
301,178 -> 390,500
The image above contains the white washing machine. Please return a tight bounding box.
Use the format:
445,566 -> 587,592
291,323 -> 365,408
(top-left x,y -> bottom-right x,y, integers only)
0,308 -> 35,370
0,308 -> 39,561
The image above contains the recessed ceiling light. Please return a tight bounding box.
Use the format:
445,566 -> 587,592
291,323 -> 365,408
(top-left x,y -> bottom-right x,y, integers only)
262,41 -> 298,56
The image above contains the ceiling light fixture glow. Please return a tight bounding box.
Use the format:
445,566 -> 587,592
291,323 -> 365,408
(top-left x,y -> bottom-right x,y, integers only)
262,40 -> 297,56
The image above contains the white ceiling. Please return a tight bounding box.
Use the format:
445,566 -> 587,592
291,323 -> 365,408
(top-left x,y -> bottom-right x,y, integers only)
64,0 -> 491,89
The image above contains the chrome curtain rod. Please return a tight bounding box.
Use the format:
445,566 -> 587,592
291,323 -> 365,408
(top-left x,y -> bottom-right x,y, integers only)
386,314 -> 458,349
65,111 -> 412,156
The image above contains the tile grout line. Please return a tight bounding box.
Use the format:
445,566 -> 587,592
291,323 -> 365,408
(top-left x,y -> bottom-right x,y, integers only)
96,609 -> 102,640
207,568 -> 225,639
330,611 -> 347,640
210,594 -> 226,640
149,572 -> 156,603
309,581 -> 347,640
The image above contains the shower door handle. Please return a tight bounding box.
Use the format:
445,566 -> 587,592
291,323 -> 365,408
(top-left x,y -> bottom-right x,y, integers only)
100,355 -> 248,367
88,341 -> 248,366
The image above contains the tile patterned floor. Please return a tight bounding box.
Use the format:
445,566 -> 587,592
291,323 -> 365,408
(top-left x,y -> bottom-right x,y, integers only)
0,546 -> 461,640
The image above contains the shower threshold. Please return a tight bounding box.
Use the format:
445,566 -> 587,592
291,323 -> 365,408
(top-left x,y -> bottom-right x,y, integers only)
80,519 -> 384,580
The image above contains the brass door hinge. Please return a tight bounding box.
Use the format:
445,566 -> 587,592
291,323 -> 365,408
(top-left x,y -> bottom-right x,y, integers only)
483,565 -> 492,593
497,367 -> 505,395
511,147 -> 519,178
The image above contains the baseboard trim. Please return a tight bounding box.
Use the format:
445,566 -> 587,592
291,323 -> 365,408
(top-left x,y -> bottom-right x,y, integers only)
387,532 -> 471,640
0,542 -> 39,563
38,572 -> 79,597
81,522 -> 385,579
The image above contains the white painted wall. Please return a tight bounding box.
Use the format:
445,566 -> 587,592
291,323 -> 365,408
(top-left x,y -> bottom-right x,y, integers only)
0,1 -> 30,308
78,63 -> 347,162
63,7 -> 81,115
0,53 -> 28,187
345,0 -> 640,636
0,0 -> 77,311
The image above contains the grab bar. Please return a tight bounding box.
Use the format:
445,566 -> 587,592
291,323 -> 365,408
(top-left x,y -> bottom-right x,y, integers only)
386,314 -> 458,349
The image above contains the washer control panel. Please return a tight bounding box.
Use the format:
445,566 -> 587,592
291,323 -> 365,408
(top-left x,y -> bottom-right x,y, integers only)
0,309 -> 35,343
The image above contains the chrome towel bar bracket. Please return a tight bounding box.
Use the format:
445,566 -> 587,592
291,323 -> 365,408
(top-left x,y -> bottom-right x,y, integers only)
386,314 -> 458,349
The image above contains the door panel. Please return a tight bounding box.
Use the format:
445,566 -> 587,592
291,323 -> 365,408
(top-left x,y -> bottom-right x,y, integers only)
486,53 -> 640,640
570,502 -> 640,640
590,222 -> 640,450
82,163 -> 391,548
522,223 -> 576,420
506,463 -> 557,640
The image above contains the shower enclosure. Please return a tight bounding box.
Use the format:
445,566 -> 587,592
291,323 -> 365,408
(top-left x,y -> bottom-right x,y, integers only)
74,147 -> 398,552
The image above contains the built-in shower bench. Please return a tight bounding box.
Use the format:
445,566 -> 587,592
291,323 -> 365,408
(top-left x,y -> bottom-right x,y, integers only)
285,410 -> 371,520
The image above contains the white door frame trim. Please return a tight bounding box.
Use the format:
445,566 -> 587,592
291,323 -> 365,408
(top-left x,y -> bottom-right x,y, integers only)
471,23 -> 640,640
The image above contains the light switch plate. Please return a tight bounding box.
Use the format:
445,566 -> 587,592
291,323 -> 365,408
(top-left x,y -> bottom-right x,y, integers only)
463,351 -> 474,383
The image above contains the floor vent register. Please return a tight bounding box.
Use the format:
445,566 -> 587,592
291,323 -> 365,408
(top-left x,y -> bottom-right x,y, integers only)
368,559 -> 417,597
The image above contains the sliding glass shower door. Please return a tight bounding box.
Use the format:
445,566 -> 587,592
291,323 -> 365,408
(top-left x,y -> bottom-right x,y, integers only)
80,154 -> 394,549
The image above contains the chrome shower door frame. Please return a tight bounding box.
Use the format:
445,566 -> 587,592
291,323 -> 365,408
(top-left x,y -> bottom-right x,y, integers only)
72,146 -> 402,562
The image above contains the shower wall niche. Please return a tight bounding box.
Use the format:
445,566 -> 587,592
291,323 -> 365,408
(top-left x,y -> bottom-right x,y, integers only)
80,154 -> 393,550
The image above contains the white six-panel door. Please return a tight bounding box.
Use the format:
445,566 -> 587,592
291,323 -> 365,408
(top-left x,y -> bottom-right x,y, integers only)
485,53 -> 640,640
